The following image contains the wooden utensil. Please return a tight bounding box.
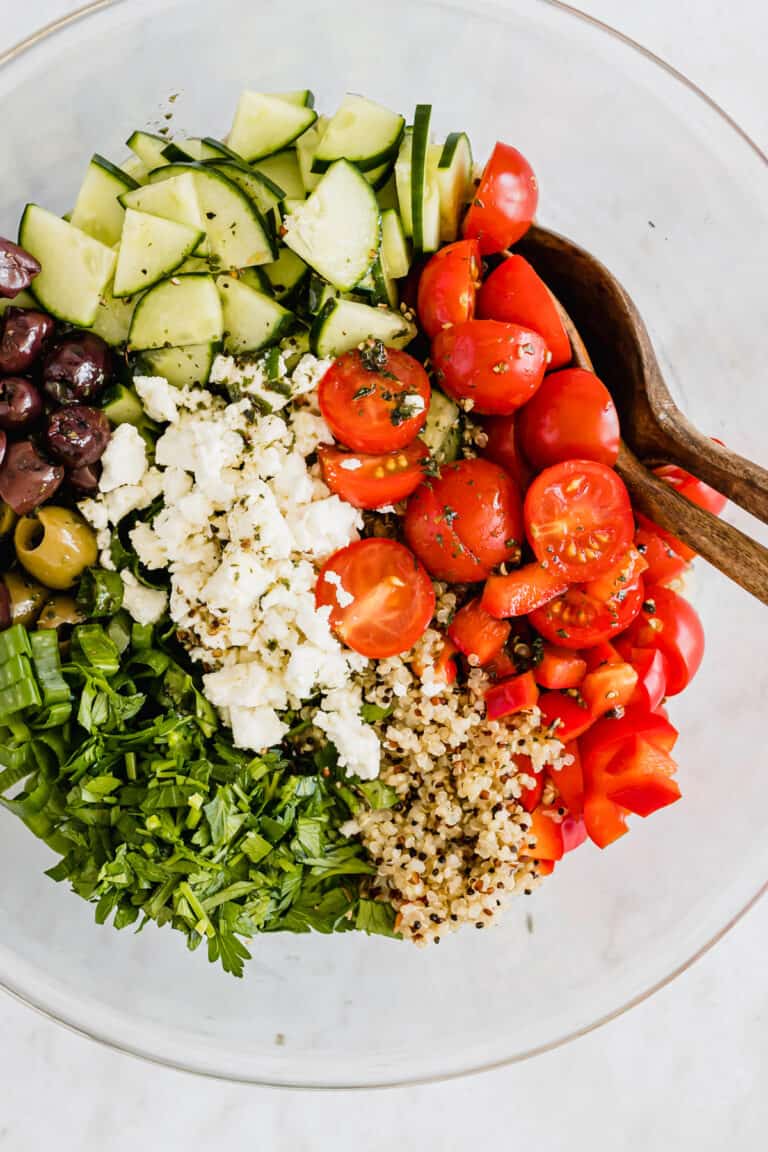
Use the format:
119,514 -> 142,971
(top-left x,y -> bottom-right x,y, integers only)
517,225 -> 768,605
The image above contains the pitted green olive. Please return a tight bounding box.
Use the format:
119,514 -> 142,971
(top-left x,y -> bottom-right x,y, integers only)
14,506 -> 97,590
2,569 -> 47,625
37,594 -> 85,630
0,501 -> 17,538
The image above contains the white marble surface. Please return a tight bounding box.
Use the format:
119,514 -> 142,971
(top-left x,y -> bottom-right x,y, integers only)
1,1 -> 766,1147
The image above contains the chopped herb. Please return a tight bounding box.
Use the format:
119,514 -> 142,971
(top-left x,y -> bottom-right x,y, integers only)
359,339 -> 389,372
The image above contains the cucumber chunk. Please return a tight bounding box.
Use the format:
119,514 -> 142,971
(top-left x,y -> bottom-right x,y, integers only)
275,90 -> 315,108
377,175 -> 399,213
296,117 -> 328,194
422,390 -> 460,464
217,275 -> 294,355
101,381 -> 146,426
228,91 -> 317,162
19,205 -> 116,326
113,209 -> 204,298
162,140 -> 205,163
312,95 -> 404,174
310,297 -> 415,358
91,280 -> 137,346
129,274 -> 223,350
208,161 -> 284,216
395,130 -> 414,236
283,160 -> 380,291
120,172 -> 207,236
127,131 -> 170,171
262,247 -> 309,302
436,132 -> 473,242
411,105 -> 440,254
381,210 -> 411,279
358,258 -> 399,309
134,342 -> 219,388
252,150 -> 305,200
70,155 -> 139,246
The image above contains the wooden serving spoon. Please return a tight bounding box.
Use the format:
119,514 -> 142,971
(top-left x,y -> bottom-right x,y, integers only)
516,225 -> 768,606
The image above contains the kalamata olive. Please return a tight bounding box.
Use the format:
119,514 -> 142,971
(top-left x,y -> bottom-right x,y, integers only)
0,237 -> 41,299
2,569 -> 47,625
0,308 -> 55,374
0,429 -> 5,469
0,440 -> 64,514
46,404 -> 111,468
43,331 -> 113,405
0,580 -> 11,630
68,462 -> 101,494
0,377 -> 44,432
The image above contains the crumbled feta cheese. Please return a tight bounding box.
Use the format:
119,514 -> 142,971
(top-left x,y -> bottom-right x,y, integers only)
322,569 -> 354,608
99,424 -> 147,492
292,410 -> 334,456
290,353 -> 333,396
315,686 -> 381,780
134,374 -> 179,423
229,705 -> 288,752
120,571 -> 168,626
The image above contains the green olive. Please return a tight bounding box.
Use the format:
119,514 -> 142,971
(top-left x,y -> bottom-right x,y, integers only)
37,594 -> 86,630
0,502 -> 17,538
14,506 -> 98,591
2,569 -> 48,625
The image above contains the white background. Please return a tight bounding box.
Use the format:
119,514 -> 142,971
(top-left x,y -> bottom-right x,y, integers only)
1,2 -> 766,1148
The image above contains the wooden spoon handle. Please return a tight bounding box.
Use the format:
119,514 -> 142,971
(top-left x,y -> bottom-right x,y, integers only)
643,405 -> 768,525
616,443 -> 768,605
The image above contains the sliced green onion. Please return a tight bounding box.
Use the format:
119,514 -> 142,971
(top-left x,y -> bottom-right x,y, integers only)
0,624 -> 31,664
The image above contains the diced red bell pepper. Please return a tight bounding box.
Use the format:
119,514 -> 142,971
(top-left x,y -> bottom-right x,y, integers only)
536,859 -> 556,876
583,792 -> 629,848
547,741 -> 584,815
582,640 -> 622,672
481,562 -> 569,619
448,596 -> 511,665
523,806 -> 564,861
485,670 -> 539,720
412,636 -> 459,687
534,644 -> 587,690
484,649 -> 519,681
515,754 -> 544,812
561,815 -> 588,853
580,661 -> 638,716
538,690 -> 595,740
604,736 -> 681,816
628,646 -> 667,712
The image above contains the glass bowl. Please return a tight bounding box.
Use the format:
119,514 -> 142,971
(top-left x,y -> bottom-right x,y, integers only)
0,0 -> 765,1088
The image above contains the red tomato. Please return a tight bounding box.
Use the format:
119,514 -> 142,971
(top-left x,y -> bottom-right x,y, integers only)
405,458 -> 523,581
417,239 -> 481,340
485,670 -> 539,720
477,255 -> 571,369
634,526 -> 689,586
517,369 -> 620,470
481,562 -> 569,619
627,647 -> 667,712
315,539 -> 435,659
478,414 -> 533,491
524,460 -> 634,581
538,690 -> 596,740
547,742 -> 584,815
448,596 -> 511,665
523,807 -> 564,862
432,320 -> 548,416
654,462 -> 727,517
462,142 -> 538,255
516,754 -> 544,813
584,546 -> 649,603
582,640 -> 622,672
622,585 -> 704,696
318,347 -> 430,453
529,576 -> 645,650
580,662 -> 638,716
318,440 -> 428,510
534,644 -> 587,690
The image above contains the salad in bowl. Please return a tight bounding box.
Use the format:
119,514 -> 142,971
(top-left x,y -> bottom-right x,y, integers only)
0,89 -> 716,973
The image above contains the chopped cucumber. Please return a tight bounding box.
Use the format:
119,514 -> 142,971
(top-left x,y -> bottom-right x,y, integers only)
113,209 -> 204,297
411,105 -> 440,253
120,172 -> 207,236
358,258 -> 398,309
238,266 -> 273,294
162,139 -> 205,163
122,155 -> 150,185
217,275 -> 294,355
275,90 -> 315,108
18,205 -> 116,326
176,256 -> 214,275
149,163 -> 275,268
262,247 -> 309,302
70,154 -> 139,246
436,132 -> 473,242
296,117 -> 328,194
129,273 -> 223,350
381,210 -> 411,279
135,342 -> 219,388
365,161 -> 394,191
126,131 -> 170,171
310,297 -> 415,358
228,91 -> 317,162
422,390 -> 460,464
395,130 -> 413,236
90,280 -> 137,346
200,137 -> 247,162
101,381 -> 146,426
281,329 -> 311,370
377,175 -> 399,213
252,150 -> 305,200
312,95 -> 404,174
208,161 -> 284,216
283,160 -> 380,291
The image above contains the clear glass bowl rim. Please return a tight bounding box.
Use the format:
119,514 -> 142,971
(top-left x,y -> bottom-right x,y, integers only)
0,0 -> 765,1090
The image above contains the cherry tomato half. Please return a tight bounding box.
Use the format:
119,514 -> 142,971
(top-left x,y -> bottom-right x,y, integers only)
318,347 -> 430,453
318,439 -> 428,510
478,414 -> 533,491
405,457 -> 523,582
477,255 -> 571,369
524,459 -> 634,581
621,584 -> 704,695
517,368 -> 620,470
316,539 -> 435,659
529,576 -> 645,650
634,526 -> 689,587
417,239 -> 481,339
448,596 -> 511,665
432,320 -> 548,416
462,142 -> 538,255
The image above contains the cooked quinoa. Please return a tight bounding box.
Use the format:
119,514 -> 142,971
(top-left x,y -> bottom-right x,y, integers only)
348,610 -> 572,946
